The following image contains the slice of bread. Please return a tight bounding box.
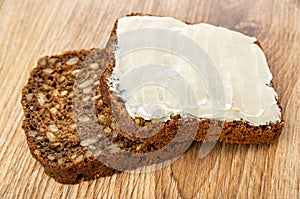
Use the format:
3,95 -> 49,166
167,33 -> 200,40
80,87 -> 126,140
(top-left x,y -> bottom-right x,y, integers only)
99,13 -> 284,146
21,49 -> 118,184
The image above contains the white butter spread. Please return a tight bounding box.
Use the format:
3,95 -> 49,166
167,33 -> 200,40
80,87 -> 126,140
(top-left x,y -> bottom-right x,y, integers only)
109,16 -> 281,125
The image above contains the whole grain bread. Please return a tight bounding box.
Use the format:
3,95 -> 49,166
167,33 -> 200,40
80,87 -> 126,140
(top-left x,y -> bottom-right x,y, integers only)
21,49 -> 118,184
99,13 -> 284,146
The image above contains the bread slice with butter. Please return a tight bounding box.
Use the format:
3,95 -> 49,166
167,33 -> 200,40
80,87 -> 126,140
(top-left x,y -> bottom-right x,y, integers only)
99,13 -> 284,147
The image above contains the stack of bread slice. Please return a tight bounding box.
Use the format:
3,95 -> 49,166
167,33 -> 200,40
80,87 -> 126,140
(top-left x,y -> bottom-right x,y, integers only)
21,14 -> 284,184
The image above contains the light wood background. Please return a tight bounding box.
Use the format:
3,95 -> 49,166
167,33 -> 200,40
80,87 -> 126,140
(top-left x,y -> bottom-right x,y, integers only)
0,0 -> 299,198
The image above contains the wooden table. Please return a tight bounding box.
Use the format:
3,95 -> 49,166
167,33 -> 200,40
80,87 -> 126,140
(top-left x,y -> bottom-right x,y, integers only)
0,0 -> 299,198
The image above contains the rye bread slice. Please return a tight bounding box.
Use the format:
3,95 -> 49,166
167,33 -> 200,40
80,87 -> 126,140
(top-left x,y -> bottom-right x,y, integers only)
21,49 -> 118,184
99,13 -> 284,146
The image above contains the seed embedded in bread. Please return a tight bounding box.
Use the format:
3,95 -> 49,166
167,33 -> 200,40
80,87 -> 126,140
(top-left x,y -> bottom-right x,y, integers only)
112,131 -> 118,138
49,58 -> 56,64
37,93 -> 45,106
134,118 -> 141,125
47,154 -> 55,161
28,130 -> 37,137
40,59 -> 46,66
104,127 -> 112,134
48,124 -> 58,132
26,93 -> 33,101
74,155 -> 84,163
57,158 -> 64,164
36,136 -> 43,141
66,57 -> 79,65
83,86 -> 93,94
93,81 -> 100,86
82,96 -> 91,102
50,107 -> 57,114
72,69 -> 81,74
136,143 -> 145,151
81,138 -> 98,146
70,154 -> 77,160
43,68 -> 54,74
46,132 -> 57,142
70,124 -> 77,130
89,63 -> 99,69
61,90 -> 68,96
110,123 -> 119,130
79,80 -> 93,88
92,94 -> 101,100
78,115 -> 90,122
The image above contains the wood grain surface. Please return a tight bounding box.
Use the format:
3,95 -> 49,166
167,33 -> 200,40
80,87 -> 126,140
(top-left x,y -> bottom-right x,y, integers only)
0,0 -> 299,198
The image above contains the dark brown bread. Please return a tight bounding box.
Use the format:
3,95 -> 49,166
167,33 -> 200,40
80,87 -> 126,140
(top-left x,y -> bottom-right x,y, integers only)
21,49 -> 118,184
99,13 -> 284,147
